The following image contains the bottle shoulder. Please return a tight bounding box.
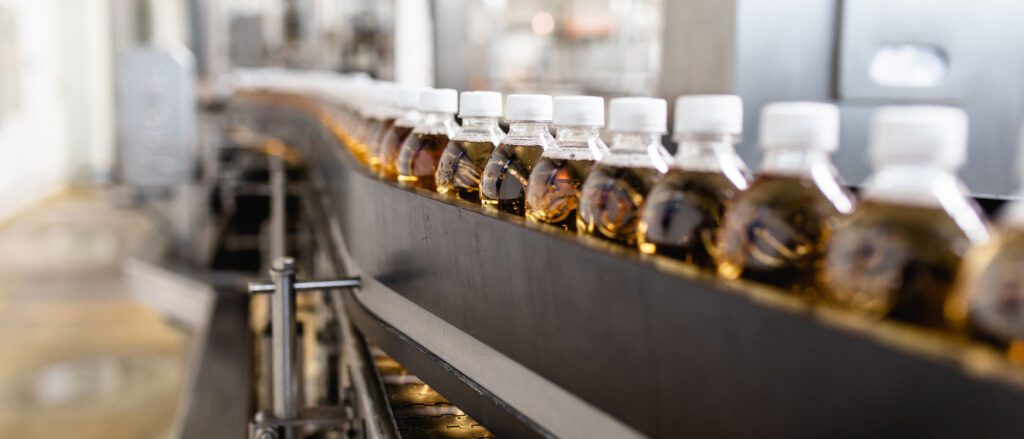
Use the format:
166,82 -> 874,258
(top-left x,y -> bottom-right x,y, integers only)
737,173 -> 855,215
986,226 -> 1024,252
827,200 -> 988,271
847,200 -> 977,241
651,169 -> 746,196
452,126 -> 504,144
500,132 -> 555,148
491,141 -> 546,162
393,116 -> 422,128
861,169 -> 990,243
587,163 -> 664,189
542,140 -> 605,161
1000,199 -> 1024,228
530,156 -> 597,181
413,118 -> 459,136
599,145 -> 672,172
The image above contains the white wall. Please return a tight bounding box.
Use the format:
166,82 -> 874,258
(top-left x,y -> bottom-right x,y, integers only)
60,0 -> 116,182
0,0 -> 116,220
394,0 -> 435,86
0,0 -> 70,219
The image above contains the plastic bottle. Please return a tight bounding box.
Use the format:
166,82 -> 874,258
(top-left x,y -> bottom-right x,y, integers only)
525,96 -> 608,231
577,97 -> 673,246
378,86 -> 426,180
480,94 -> 555,215
396,88 -> 460,190
823,106 -> 989,327
950,129 -> 1024,348
639,95 -> 750,269
365,83 -> 401,174
716,102 -> 854,298
435,91 -> 505,202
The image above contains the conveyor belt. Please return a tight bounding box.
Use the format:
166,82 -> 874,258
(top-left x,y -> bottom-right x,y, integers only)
370,347 -> 495,439
234,92 -> 1024,439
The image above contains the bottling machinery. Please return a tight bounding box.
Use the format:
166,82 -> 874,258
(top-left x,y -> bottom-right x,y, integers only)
142,79 -> 1024,438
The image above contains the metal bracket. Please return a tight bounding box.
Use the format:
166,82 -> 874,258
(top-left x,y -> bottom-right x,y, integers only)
249,407 -> 353,439
248,256 -> 361,439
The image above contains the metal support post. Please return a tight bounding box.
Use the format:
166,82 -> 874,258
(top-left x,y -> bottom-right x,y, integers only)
247,256 -> 360,439
269,257 -> 298,422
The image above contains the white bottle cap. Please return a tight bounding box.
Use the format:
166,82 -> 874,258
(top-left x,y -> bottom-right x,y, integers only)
506,94 -> 553,121
419,88 -> 458,113
459,91 -> 503,118
398,85 -> 428,110
355,83 -> 376,116
674,95 -> 743,135
608,97 -> 667,133
870,106 -> 968,169
554,96 -> 605,127
759,102 -> 839,152
349,72 -> 373,83
373,82 -> 397,104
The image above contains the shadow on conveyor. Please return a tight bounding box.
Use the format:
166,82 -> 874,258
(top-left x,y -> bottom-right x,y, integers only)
370,346 -> 496,439
209,143 -> 308,272
192,119 -> 500,438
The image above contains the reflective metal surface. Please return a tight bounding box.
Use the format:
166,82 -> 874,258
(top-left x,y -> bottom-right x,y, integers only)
237,94 -> 1024,438
249,278 -> 362,294
0,189 -> 189,438
117,45 -> 198,191
270,257 -> 299,426
371,348 -> 495,439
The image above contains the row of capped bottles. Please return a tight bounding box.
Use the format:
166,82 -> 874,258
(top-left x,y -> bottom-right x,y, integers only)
303,75 -> 1024,358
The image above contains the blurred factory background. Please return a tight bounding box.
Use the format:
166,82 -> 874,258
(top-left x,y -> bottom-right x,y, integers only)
3,0 -> 1024,437
4,0 -> 1024,220
5,0 -> 1024,220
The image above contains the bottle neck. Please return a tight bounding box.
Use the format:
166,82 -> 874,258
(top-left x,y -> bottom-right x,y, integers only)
454,116 -> 504,143
556,125 -> 602,143
461,116 -> 501,129
358,105 -> 375,119
864,163 -> 990,243
674,133 -> 738,155
503,120 -> 554,148
381,105 -> 402,119
862,163 -> 965,205
395,109 -> 422,127
547,125 -> 606,160
673,132 -> 749,188
416,111 -> 458,135
760,148 -> 834,176
422,110 -> 455,121
507,120 -> 552,137
610,132 -> 663,151
761,147 -> 854,215
604,131 -> 672,173
1000,194 -> 1024,228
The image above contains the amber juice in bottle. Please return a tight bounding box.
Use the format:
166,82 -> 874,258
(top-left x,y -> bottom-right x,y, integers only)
639,95 -> 750,269
952,199 -> 1024,351
349,84 -> 378,165
436,91 -> 505,202
367,117 -> 395,173
948,118 -> 1024,355
822,107 -> 988,328
365,83 -> 399,173
716,102 -> 853,298
396,88 -> 460,191
378,86 -> 425,180
578,97 -> 672,246
526,96 -> 608,231
827,201 -> 984,325
328,74 -> 374,150
480,94 -> 554,215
